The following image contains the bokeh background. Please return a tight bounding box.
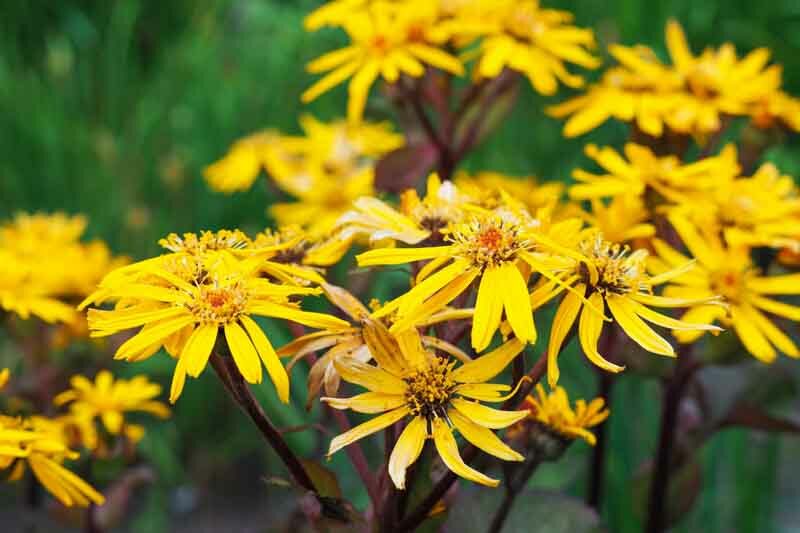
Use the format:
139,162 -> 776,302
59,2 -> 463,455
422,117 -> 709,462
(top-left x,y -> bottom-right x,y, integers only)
3,1 -> 800,531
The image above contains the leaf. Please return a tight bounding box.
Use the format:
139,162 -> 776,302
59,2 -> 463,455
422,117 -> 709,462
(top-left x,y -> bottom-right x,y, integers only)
300,459 -> 342,498
446,486 -> 606,533
374,143 -> 438,193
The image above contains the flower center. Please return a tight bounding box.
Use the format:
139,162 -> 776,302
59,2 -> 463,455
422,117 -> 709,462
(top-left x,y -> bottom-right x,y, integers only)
448,217 -> 527,269
188,282 -> 248,324
404,357 -> 456,420
710,269 -> 745,303
581,237 -> 648,295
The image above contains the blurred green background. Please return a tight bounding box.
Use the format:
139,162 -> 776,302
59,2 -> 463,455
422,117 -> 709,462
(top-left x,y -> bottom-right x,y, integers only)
3,1 -> 800,531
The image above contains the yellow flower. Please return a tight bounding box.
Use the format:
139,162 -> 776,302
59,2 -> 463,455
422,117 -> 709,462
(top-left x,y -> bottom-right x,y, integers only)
512,384 -> 609,446
0,213 -> 125,324
53,371 -> 170,451
548,20 -> 789,137
570,143 -> 739,204
670,162 -> 800,252
454,171 -> 565,216
358,211 -> 587,351
579,196 -> 655,244
467,0 -> 599,94
546,233 -> 722,385
83,238 -> 350,403
324,329 -> 529,488
332,173 -> 472,246
0,369 -> 8,390
0,415 -> 105,507
301,3 -> 464,123
650,214 -> 800,363
304,0 -> 369,31
749,90 -> 800,131
203,131 -> 275,193
279,283 -> 472,404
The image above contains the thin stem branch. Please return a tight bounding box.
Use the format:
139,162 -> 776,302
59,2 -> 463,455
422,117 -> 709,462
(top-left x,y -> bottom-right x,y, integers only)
210,353 -> 316,493
487,456 -> 542,533
327,406 -> 381,506
587,327 -> 619,510
586,370 -> 613,509
453,71 -> 519,160
381,423 -> 399,531
644,346 -> 702,533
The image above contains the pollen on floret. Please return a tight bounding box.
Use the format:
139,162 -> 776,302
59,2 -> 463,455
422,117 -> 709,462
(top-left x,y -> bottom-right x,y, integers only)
580,235 -> 650,295
403,356 -> 456,421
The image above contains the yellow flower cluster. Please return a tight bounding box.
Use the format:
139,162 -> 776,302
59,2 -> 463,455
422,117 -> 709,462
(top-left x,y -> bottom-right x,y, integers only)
0,212 -> 124,324
549,20 -> 800,138
205,115 -> 403,236
302,0 -> 599,122
54,370 -> 171,452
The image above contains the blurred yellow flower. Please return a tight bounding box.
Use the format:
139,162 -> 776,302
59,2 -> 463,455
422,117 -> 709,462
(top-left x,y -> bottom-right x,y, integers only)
570,143 -> 739,204
468,0 -> 599,94
0,212 -> 124,324
651,214 -> 800,363
324,329 -> 528,488
302,3 -> 464,123
54,370 -> 170,451
549,20 -> 793,137
0,415 -> 104,507
579,196 -> 655,244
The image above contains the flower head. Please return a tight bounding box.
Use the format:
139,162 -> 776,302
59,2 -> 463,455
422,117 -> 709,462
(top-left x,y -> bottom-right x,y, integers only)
651,214 -> 800,363
509,384 -> 609,446
546,232 -> 723,385
0,415 -> 105,507
302,3 -> 464,123
83,234 -> 350,403
53,371 -> 170,451
324,328 -> 529,488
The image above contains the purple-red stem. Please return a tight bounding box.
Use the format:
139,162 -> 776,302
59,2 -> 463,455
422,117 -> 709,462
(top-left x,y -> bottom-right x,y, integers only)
327,406 -> 381,507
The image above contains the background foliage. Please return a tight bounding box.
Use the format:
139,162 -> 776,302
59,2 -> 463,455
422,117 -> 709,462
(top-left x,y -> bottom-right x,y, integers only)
2,1 -> 800,531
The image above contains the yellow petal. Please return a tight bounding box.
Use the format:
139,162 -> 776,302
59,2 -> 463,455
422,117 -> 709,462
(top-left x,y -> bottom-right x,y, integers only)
183,324 -> 219,378
333,357 -> 406,394
578,293 -> 626,373
449,409 -> 524,462
170,356 -> 188,404
388,416 -> 428,489
450,397 -> 529,429
472,267 -> 505,351
606,294 -> 674,356
431,418 -> 499,487
747,274 -> 800,295
323,392 -> 406,414
224,322 -> 263,384
240,315 -> 290,403
547,287 -> 584,386
347,60 -> 380,123
328,406 -> 409,456
730,307 -> 776,363
452,337 -> 525,383
357,246 -> 452,266
741,303 -> 798,358
499,263 -> 536,344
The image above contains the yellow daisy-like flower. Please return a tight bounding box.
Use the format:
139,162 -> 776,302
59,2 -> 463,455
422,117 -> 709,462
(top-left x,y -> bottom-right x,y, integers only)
548,20 -> 788,137
301,3 -> 464,123
0,212 -> 124,324
570,143 -> 739,204
279,283 -> 472,404
358,211 -> 587,351
511,384 -> 609,446
579,196 -> 655,245
671,162 -> 800,252
0,415 -> 105,508
468,0 -> 600,94
203,131 -> 276,193
749,90 -> 800,132
53,371 -> 170,451
546,233 -> 722,385
650,214 -> 800,363
83,245 -> 349,403
324,330 -> 529,488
